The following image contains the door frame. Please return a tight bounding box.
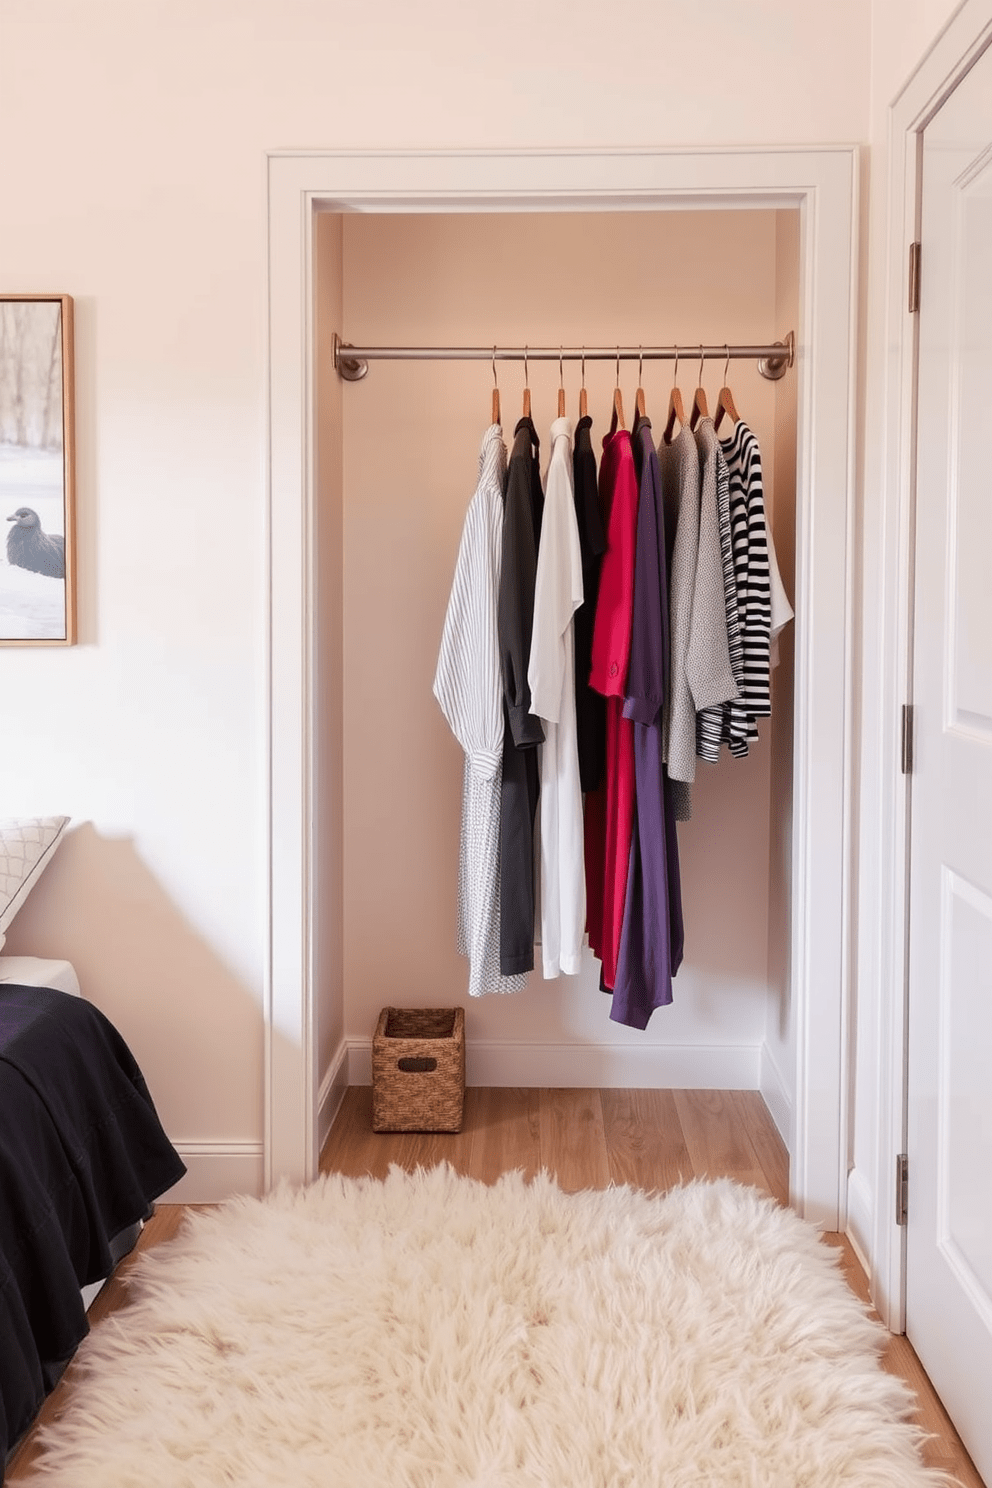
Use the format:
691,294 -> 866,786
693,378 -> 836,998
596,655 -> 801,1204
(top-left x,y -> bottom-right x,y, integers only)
862,0 -> 992,1331
264,147 -> 858,1227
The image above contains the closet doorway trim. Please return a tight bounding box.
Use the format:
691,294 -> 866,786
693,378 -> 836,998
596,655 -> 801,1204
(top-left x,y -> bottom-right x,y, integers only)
265,147 -> 858,1229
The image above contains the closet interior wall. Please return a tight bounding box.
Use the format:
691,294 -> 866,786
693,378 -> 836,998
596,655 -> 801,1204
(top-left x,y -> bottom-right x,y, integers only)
318,208 -> 800,1130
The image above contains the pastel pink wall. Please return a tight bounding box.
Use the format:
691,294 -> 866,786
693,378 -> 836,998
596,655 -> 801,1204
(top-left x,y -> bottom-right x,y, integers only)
334,209 -> 796,1077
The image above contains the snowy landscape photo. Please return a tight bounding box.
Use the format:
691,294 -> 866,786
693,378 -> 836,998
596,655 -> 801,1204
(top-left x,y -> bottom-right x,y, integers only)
0,297 -> 73,644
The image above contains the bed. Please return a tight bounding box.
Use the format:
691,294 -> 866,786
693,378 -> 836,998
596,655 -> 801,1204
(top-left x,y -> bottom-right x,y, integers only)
0,954 -> 186,1478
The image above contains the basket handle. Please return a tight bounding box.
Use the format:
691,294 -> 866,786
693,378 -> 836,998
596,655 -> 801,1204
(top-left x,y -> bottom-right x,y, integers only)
397,1056 -> 437,1074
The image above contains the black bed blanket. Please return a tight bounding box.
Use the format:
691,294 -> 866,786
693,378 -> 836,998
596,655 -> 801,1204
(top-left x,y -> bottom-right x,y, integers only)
0,984 -> 186,1476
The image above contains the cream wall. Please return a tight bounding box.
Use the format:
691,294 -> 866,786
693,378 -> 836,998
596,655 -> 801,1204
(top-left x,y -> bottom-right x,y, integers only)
870,0 -> 964,108
335,209 -> 793,1089
0,0 -> 931,1207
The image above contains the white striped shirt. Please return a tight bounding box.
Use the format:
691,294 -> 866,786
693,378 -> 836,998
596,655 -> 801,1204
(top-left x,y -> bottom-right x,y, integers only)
434,425 -> 527,997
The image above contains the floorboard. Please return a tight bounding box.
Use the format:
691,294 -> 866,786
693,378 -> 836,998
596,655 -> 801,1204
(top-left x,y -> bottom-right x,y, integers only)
672,1088 -> 770,1194
466,1086 -> 541,1185
726,1088 -> 790,1207
601,1087 -> 693,1192
537,1087 -> 611,1192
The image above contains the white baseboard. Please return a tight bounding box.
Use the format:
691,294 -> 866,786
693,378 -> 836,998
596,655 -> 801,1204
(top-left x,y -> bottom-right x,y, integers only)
318,1039 -> 349,1154
161,1142 -> 265,1202
161,1042 -> 349,1204
347,1038 -> 762,1090
846,1165 -> 873,1274
759,1042 -> 794,1151
165,1041 -> 777,1199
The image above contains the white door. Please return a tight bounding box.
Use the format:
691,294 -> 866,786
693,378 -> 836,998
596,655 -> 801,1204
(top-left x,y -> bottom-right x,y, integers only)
906,39 -> 992,1486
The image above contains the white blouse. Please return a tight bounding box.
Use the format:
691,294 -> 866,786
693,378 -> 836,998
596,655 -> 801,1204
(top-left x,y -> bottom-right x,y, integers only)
527,416 -> 585,979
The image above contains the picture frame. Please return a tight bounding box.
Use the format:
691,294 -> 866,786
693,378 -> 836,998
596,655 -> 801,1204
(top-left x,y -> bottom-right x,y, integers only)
0,294 -> 75,645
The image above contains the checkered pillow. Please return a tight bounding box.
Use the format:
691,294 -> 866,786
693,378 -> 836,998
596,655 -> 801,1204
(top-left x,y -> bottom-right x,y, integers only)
0,816 -> 70,950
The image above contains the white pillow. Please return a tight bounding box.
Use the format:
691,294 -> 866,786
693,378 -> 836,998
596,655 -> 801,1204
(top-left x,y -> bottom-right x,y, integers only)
0,816 -> 70,946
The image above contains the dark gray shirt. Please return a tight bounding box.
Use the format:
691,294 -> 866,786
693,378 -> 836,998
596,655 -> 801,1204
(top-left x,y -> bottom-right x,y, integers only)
497,417 -> 544,976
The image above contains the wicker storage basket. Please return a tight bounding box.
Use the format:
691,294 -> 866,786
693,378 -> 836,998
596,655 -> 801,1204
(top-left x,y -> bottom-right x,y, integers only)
371,1007 -> 466,1133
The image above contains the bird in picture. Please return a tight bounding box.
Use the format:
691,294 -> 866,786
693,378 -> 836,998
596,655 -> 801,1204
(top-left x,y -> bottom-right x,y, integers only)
6,507 -> 65,579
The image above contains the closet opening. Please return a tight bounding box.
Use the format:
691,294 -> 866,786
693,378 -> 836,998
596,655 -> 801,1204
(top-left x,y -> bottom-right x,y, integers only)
265,146 -> 856,1227
314,207 -> 800,1161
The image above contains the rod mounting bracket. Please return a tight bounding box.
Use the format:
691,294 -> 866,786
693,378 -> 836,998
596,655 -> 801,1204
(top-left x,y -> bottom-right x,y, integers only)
334,333 -> 369,382
757,331 -> 795,382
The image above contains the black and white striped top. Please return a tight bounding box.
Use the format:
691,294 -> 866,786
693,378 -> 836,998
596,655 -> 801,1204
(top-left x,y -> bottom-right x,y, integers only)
696,419 -> 773,760
696,426 -> 744,762
725,420 -> 772,734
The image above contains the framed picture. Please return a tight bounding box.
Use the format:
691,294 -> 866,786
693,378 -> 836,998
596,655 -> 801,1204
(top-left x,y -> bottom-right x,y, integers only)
0,294 -> 75,645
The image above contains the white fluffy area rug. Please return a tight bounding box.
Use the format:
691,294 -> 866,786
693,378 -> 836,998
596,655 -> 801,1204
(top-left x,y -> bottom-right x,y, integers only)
32,1166 -> 946,1488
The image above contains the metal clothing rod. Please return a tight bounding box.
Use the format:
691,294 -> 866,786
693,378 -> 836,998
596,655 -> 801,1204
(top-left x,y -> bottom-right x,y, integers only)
333,330 -> 796,384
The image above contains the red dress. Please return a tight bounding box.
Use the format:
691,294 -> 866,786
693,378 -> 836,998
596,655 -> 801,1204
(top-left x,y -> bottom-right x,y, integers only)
584,425 -> 639,988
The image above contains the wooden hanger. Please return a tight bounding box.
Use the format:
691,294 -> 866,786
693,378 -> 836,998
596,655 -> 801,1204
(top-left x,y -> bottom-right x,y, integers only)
689,345 -> 709,431
579,348 -> 588,419
491,346 -> 501,427
634,346 -> 646,420
612,347 -> 625,430
663,347 -> 685,445
557,347 -> 566,418
713,346 -> 740,433
522,346 -> 531,419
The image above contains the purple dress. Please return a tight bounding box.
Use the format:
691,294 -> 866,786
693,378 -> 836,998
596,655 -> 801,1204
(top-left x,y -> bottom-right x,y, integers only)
610,415 -> 684,1030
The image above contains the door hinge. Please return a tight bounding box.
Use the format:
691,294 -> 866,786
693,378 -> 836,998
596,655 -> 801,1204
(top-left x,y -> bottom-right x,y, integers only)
901,703 -> 915,774
908,241 -> 921,313
896,1153 -> 909,1227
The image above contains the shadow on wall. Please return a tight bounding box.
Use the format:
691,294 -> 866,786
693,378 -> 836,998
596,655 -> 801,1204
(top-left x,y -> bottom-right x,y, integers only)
1,821 -> 262,1141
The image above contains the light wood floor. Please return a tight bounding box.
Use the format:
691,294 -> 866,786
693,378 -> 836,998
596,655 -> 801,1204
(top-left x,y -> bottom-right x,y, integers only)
7,1087 -> 985,1486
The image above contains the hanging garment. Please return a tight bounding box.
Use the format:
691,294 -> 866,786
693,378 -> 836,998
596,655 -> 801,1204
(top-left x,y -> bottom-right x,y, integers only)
611,414 -> 684,1029
725,418 -> 772,750
586,422 -> 639,990
695,418 -> 778,758
498,416 -> 544,977
433,424 -> 528,997
766,501 -> 794,669
658,425 -> 700,820
527,416 -> 585,978
571,414 -> 607,793
686,415 -> 740,724
695,419 -> 747,761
